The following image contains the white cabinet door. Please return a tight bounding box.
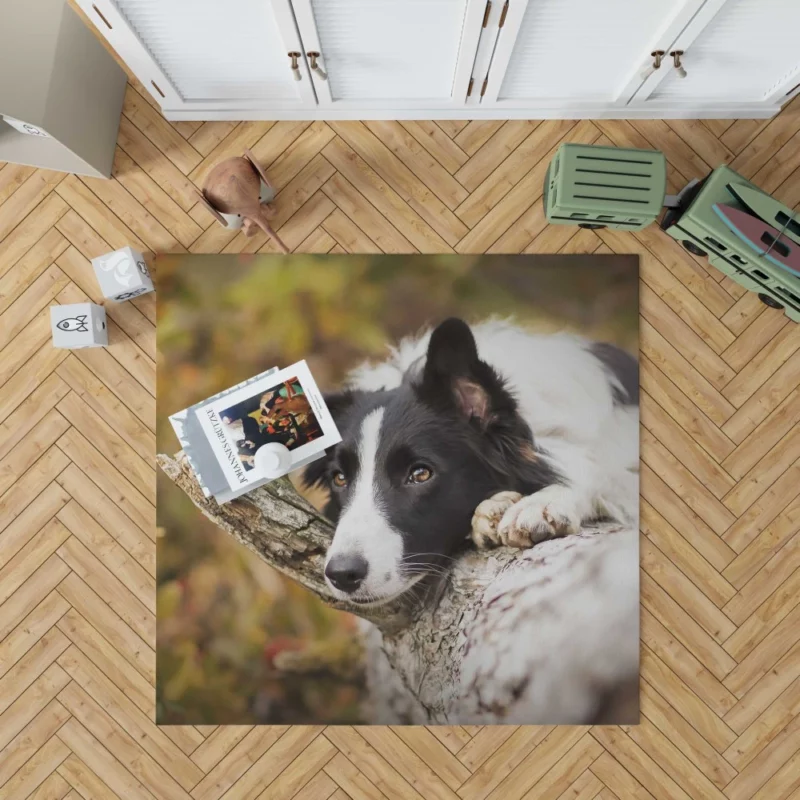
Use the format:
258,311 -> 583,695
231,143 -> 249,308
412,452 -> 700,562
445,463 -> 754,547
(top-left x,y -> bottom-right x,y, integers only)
76,0 -> 316,112
480,0 -> 708,110
289,0 -> 487,108
633,0 -> 800,109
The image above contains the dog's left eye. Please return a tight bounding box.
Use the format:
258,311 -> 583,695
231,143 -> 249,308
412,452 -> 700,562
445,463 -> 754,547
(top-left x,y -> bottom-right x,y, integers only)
407,465 -> 433,484
332,471 -> 348,488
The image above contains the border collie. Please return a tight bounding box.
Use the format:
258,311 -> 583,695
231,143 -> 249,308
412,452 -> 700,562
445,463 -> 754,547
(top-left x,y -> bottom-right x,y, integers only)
305,318 -> 639,607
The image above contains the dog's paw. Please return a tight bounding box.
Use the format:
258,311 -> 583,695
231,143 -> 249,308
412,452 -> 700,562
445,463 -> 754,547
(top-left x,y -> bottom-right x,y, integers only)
471,491 -> 523,549
497,486 -> 581,548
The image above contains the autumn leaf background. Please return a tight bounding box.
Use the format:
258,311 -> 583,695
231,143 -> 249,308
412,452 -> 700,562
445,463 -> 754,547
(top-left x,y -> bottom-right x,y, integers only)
156,253 -> 638,724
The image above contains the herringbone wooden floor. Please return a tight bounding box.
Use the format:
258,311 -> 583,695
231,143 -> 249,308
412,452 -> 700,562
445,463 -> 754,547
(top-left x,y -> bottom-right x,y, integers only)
2,72 -> 800,799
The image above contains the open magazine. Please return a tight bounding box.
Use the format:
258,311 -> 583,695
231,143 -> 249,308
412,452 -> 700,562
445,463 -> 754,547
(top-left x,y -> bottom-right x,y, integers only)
169,361 -> 341,504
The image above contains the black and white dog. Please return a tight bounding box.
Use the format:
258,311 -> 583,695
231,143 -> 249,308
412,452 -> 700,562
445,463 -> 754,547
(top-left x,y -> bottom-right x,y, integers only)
305,318 -> 639,607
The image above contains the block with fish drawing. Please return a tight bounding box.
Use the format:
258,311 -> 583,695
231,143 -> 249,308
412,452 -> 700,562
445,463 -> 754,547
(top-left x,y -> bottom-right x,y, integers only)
91,246 -> 154,301
50,303 -> 108,349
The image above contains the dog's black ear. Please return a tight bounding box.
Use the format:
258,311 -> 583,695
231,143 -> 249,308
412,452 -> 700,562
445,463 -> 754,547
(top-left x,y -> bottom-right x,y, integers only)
424,318 -> 480,376
302,390 -> 359,489
302,454 -> 330,488
420,318 -> 509,427
323,390 -> 362,422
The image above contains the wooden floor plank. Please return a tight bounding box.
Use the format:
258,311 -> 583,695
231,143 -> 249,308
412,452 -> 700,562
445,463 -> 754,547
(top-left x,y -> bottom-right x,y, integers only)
0,698 -> 70,791
0,626 -> 70,719
0,479 -> 70,564
54,395 -> 154,509
0,228 -> 68,316
401,121 -> 469,175
56,535 -> 154,643
0,264 -> 70,351
122,86 -> 202,176
187,122 -> 238,158
57,646 -> 202,789
189,726 -> 288,800
323,752 -> 388,800
0,554 -> 71,645
454,120 -> 575,230
57,681 -> 190,800
329,122 -> 468,246
454,121 -> 506,156
723,531 -> 800,626
116,115 -> 201,212
641,536 -> 736,645
0,170 -> 65,243
55,464 -> 155,576
321,173 -> 414,253
57,753 -> 122,800
363,120 -> 469,210
55,349 -> 154,443
323,137 -> 452,252
641,573 -> 738,683
0,341 -> 69,428
0,163 -> 36,207
638,680 -> 737,790
0,591 -> 69,682
111,147 -> 203,249
0,193 -> 68,274
641,392 -> 735,500
0,732 -> 70,800
723,677 -> 800,773
56,717 -> 157,800
641,501 -> 736,609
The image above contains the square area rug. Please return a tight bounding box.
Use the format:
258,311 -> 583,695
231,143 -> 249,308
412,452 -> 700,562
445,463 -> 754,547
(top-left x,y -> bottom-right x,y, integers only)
156,253 -> 640,725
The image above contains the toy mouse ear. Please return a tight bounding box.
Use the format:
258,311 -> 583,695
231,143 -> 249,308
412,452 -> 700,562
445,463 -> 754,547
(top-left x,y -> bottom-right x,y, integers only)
243,149 -> 273,193
196,190 -> 228,227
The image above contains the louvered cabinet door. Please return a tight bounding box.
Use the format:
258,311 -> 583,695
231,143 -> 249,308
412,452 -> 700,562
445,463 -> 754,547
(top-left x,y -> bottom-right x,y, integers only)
480,0 -> 707,109
289,0 -> 487,108
76,0 -> 316,112
633,0 -> 800,109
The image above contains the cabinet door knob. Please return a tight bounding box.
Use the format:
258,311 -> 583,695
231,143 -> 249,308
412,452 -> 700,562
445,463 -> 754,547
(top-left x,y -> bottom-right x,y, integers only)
288,52 -> 302,81
307,52 -> 327,81
670,50 -> 687,79
640,50 -> 665,81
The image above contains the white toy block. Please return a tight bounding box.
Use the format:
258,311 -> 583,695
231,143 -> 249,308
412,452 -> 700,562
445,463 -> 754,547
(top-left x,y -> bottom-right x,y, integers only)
50,303 -> 107,349
91,246 -> 154,301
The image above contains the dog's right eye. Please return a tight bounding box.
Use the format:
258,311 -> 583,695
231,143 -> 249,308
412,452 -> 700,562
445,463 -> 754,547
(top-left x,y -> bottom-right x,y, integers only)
332,471 -> 348,488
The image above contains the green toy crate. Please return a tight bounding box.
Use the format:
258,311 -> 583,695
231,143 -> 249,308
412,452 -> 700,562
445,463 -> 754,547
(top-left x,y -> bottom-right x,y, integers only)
661,164 -> 800,322
544,143 -> 667,231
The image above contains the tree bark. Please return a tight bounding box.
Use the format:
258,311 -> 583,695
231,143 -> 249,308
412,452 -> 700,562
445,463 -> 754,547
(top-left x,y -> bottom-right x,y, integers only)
158,451 -> 639,725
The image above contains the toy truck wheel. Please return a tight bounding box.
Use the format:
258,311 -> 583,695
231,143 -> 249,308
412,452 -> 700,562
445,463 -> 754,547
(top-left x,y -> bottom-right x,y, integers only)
578,223 -> 606,230
758,293 -> 784,310
682,240 -> 707,257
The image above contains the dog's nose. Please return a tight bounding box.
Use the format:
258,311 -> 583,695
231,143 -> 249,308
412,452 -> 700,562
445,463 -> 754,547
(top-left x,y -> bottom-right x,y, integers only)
325,554 -> 368,593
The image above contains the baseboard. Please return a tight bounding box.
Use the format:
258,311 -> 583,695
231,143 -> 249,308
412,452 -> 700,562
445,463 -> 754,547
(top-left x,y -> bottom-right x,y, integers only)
162,104 -> 780,122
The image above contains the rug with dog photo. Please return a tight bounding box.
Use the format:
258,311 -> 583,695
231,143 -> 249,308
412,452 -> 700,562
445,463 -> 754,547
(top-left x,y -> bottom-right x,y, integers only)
156,253 -> 640,725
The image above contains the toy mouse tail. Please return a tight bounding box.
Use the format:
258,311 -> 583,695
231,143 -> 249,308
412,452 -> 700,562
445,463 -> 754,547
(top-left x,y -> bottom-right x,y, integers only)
253,214 -> 290,254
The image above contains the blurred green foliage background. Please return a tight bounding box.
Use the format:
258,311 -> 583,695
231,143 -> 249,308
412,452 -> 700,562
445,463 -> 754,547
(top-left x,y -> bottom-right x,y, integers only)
156,253 -> 638,724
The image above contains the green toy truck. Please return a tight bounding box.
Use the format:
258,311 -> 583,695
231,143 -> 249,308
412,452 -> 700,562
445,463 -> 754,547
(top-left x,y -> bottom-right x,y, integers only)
660,165 -> 800,323
544,142 -> 800,322
544,143 -> 667,231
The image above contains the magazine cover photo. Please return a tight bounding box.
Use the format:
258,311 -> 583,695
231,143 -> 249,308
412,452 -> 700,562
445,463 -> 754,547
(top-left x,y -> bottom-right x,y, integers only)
156,253 -> 640,726
219,376 -> 322,470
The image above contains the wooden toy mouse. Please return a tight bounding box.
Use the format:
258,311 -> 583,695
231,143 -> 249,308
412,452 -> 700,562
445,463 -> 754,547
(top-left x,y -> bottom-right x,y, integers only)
197,149 -> 290,253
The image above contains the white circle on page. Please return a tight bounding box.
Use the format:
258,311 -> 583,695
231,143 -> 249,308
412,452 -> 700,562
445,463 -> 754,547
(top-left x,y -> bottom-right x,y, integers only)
254,442 -> 292,478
